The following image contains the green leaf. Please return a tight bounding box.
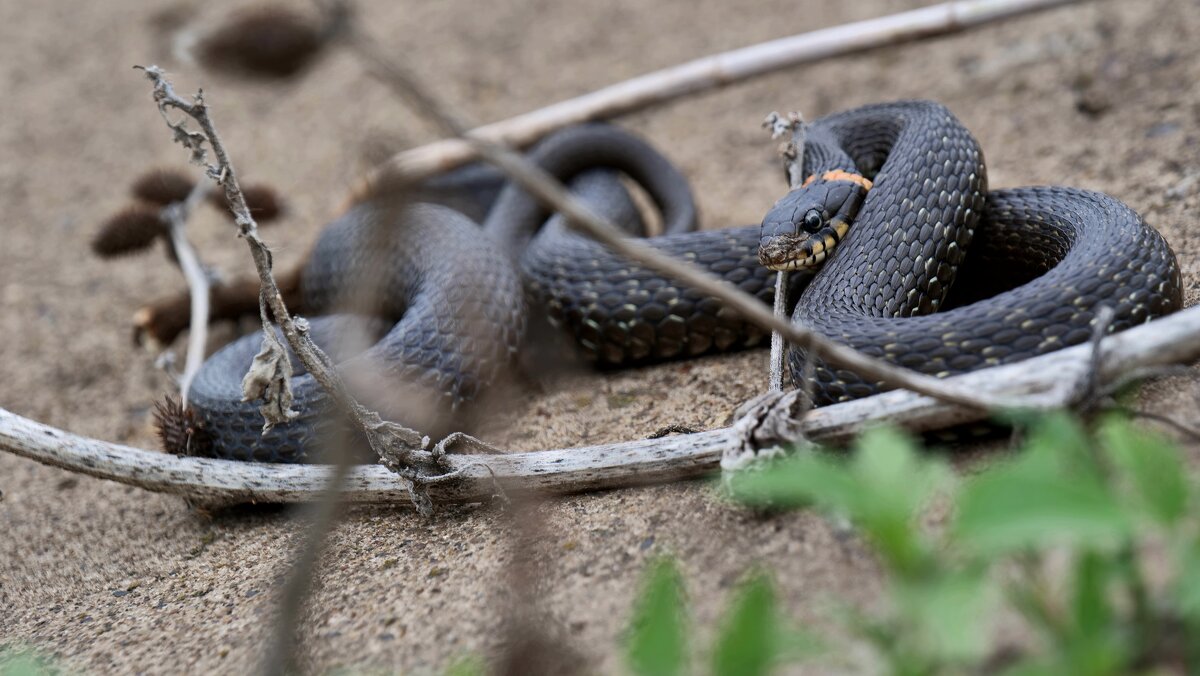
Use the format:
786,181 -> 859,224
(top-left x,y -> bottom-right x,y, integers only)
1071,551 -> 1112,642
729,428 -> 950,576
846,428 -> 951,575
894,568 -> 995,663
443,654 -> 486,676
771,624 -> 824,665
0,650 -> 58,676
626,557 -> 687,676
1010,411 -> 1107,473
1059,551 -> 1127,675
1099,416 -> 1188,526
1175,538 -> 1200,623
953,418 -> 1129,555
712,572 -> 776,676
726,449 -> 858,511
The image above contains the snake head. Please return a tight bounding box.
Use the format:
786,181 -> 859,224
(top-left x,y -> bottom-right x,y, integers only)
758,172 -> 870,271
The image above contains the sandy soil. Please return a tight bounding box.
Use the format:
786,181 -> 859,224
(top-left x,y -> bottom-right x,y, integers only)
2,0 -> 1199,673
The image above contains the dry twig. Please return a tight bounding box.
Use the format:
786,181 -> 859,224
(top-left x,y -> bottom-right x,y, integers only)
134,65 -> 443,487
763,111 -> 808,393
354,0 -> 1091,191
158,180 -> 214,403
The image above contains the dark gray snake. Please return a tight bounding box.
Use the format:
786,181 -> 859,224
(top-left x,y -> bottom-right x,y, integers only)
185,100 -> 1182,463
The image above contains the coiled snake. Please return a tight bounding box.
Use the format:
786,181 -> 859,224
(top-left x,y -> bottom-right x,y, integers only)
184,100 -> 1182,463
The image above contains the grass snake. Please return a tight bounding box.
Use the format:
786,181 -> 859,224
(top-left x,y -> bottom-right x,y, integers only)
182,100 -> 1182,462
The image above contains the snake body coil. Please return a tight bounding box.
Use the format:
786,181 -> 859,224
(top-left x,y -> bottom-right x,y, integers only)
186,101 -> 1182,462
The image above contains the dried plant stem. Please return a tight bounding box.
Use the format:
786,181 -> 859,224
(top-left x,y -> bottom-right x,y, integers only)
3,303 -> 1198,506
160,181 -> 213,403
354,0 -> 1089,191
763,111 -> 807,392
768,271 -> 790,393
135,65 -> 435,471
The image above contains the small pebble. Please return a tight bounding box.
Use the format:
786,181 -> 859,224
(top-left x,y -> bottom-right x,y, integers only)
1146,122 -> 1181,138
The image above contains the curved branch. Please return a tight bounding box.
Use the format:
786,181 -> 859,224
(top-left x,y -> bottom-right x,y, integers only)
4,304 -> 1198,507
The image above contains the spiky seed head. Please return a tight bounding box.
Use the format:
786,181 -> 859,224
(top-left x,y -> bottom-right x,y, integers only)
91,205 -> 166,258
208,183 -> 285,224
131,168 -> 195,206
154,396 -> 214,457
195,6 -> 327,79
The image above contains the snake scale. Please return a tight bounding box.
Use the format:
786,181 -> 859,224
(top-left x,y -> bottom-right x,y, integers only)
183,100 -> 1182,463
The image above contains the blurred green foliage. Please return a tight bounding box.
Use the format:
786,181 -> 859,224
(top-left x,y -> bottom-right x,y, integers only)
721,413 -> 1200,675
0,649 -> 60,676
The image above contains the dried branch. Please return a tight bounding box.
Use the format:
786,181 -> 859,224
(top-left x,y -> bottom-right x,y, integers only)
134,65 -> 442,482
764,111 -> 809,189
352,0 -> 1090,191
3,304 -> 1198,506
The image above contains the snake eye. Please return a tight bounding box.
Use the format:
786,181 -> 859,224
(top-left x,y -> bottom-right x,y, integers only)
801,209 -> 823,234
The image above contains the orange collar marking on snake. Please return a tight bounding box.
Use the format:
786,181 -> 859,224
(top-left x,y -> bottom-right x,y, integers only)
802,170 -> 874,191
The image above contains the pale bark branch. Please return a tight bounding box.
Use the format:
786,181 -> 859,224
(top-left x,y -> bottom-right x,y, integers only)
3,304 -> 1197,507
352,0 -> 1090,192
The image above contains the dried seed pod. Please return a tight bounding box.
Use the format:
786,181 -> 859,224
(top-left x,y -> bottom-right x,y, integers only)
92,205 -> 166,257
208,183 -> 284,223
131,168 -> 196,206
194,6 -> 330,79
155,396 -> 214,457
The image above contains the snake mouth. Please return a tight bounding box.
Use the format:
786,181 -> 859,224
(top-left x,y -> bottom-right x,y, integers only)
760,219 -> 851,271
763,250 -> 828,271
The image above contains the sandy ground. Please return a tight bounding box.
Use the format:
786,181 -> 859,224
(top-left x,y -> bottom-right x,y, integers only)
2,0 -> 1200,673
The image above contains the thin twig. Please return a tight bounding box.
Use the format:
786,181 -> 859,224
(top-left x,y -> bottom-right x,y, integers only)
764,110 -> 808,189
259,431 -> 354,676
1101,364 -> 1198,399
134,65 -> 438,476
4,303 -> 1199,506
353,0 -> 1090,191
769,271 -> 790,393
1079,305 -> 1117,407
134,66 -> 450,674
159,180 -> 214,404
1099,406 -> 1200,443
763,111 -> 807,392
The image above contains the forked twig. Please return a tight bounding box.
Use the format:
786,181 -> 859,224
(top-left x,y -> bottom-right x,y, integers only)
134,65 -> 440,482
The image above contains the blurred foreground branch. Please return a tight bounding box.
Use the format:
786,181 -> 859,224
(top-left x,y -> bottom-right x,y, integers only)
342,18 -> 1017,413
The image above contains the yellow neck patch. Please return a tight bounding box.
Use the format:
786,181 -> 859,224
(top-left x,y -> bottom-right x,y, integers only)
802,170 -> 874,191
